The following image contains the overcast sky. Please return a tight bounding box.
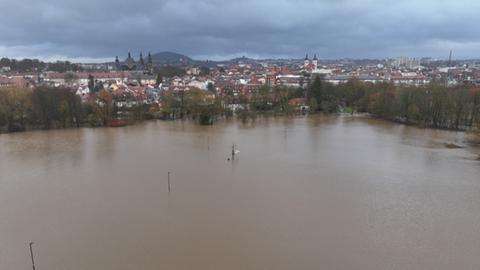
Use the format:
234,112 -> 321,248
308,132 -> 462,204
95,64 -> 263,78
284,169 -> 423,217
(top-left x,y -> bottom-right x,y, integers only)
0,0 -> 479,62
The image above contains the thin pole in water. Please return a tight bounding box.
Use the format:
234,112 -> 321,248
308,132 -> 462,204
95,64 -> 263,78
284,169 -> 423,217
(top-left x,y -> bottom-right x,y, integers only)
168,171 -> 171,192
29,242 -> 35,270
208,136 -> 210,151
231,144 -> 235,161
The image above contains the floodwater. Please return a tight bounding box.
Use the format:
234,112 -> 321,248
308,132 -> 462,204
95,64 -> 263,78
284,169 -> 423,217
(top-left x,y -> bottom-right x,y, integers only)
1,115 -> 479,270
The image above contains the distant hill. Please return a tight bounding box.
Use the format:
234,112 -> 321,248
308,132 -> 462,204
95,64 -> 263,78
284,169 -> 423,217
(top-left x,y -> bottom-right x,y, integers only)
148,51 -> 272,67
151,52 -> 193,65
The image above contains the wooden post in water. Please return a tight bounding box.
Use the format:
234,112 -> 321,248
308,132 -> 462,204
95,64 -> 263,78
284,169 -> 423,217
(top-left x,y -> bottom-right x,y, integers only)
208,136 -> 210,151
29,242 -> 36,270
231,144 -> 235,161
168,171 -> 171,192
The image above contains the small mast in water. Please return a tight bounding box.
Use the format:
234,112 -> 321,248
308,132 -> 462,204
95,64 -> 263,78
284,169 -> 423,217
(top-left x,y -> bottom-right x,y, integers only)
29,242 -> 36,270
231,144 -> 240,161
168,171 -> 171,192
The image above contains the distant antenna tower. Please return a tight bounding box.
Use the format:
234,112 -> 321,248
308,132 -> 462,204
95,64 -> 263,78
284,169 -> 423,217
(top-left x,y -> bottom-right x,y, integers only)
448,50 -> 452,67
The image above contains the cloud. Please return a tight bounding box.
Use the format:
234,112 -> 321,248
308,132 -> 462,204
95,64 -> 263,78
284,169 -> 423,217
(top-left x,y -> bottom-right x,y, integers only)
0,0 -> 479,62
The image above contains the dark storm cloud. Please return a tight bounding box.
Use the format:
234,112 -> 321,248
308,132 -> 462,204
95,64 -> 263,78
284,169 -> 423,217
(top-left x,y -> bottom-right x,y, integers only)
0,0 -> 479,61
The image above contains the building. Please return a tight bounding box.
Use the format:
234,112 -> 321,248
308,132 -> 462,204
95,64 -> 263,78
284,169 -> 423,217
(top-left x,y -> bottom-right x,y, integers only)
44,71 -> 130,86
393,56 -> 421,70
388,72 -> 430,86
0,76 -> 28,88
303,54 -> 319,71
123,52 -> 136,71
325,74 -> 382,85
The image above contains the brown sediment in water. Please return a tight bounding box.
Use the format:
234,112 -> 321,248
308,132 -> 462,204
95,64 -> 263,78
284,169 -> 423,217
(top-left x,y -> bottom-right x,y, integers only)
1,116 -> 479,270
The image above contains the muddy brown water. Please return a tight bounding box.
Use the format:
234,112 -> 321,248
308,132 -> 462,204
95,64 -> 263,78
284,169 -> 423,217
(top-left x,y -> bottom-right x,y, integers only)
1,115 -> 479,270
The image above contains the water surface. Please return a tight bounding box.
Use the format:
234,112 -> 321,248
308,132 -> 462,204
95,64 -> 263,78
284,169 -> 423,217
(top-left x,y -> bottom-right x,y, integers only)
1,115 -> 479,270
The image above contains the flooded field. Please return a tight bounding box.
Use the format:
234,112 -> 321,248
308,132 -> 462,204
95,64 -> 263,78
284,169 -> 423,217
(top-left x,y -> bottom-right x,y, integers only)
1,115 -> 479,270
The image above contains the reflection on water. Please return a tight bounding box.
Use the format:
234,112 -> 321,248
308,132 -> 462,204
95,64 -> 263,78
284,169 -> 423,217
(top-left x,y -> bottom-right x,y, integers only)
1,115 -> 479,270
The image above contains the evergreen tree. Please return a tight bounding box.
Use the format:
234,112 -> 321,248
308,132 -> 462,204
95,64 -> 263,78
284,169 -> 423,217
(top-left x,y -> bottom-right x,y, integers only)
309,76 -> 323,110
88,74 -> 95,92
156,73 -> 163,86
207,82 -> 215,94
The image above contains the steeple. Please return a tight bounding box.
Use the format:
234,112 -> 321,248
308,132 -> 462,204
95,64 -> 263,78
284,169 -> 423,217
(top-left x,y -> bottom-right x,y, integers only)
125,52 -> 136,70
146,52 -> 153,72
304,53 -> 310,69
139,52 -> 145,68
312,54 -> 318,70
147,52 -> 153,65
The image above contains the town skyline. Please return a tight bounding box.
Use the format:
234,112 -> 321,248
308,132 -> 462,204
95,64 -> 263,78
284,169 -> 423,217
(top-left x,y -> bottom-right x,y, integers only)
1,50 -> 478,64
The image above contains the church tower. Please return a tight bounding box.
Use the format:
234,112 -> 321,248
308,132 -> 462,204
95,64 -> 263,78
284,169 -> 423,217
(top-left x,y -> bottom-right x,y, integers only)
147,52 -> 153,73
304,54 -> 310,69
139,52 -> 145,70
312,54 -> 318,70
125,52 -> 136,70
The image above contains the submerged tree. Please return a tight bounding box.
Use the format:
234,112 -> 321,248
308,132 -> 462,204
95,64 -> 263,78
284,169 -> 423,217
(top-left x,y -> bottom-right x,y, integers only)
91,89 -> 113,126
31,86 -> 83,129
0,88 -> 31,132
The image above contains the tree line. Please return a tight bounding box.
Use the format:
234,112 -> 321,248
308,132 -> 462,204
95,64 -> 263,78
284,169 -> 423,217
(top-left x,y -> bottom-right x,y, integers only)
0,86 -> 152,132
1,79 -> 480,134
0,86 -> 225,133
306,76 -> 480,130
0,58 -> 83,73
225,76 -> 480,131
159,88 -> 224,125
